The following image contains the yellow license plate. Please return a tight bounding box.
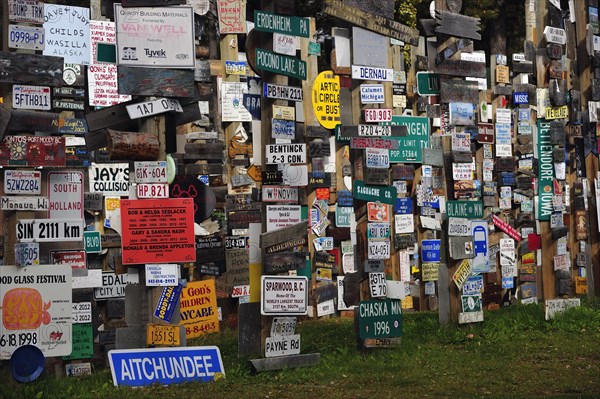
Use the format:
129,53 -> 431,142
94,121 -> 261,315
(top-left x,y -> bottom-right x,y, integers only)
146,324 -> 180,347
545,105 -> 568,120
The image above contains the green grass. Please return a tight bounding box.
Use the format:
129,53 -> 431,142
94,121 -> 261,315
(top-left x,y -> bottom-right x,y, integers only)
3,302 -> 600,399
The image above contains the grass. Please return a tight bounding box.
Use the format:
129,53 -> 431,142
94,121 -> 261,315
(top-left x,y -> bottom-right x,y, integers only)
2,301 -> 600,399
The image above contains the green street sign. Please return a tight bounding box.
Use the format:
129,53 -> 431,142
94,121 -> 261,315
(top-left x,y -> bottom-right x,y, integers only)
537,119 -> 553,221
416,71 -> 440,96
381,115 -> 430,163
256,48 -> 307,80
83,231 -> 102,254
446,200 -> 484,219
353,180 -> 397,205
254,10 -> 310,38
358,299 -> 403,339
308,41 -> 321,55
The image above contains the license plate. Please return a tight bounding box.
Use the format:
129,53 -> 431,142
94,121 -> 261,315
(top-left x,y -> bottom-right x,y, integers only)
8,24 -> 45,50
146,324 -> 180,347
134,161 -> 167,183
136,183 -> 169,198
126,98 -> 183,119
270,317 -> 297,336
368,240 -> 391,260
358,124 -> 392,136
545,105 -> 568,120
14,242 -> 39,266
366,147 -> 389,168
364,108 -> 392,122
367,223 -> 390,239
4,170 -> 41,194
12,84 -> 51,110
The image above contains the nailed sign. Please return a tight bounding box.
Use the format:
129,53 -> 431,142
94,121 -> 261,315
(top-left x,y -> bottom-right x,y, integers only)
261,276 -> 308,316
254,10 -> 309,37
256,48 -> 307,80
537,120 -> 553,220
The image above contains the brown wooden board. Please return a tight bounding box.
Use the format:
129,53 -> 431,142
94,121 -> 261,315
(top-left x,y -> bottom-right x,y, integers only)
184,163 -> 224,175
121,0 -> 184,5
435,38 -> 472,66
547,43 -> 563,60
262,222 -> 308,254
435,11 -> 481,40
0,104 -> 11,141
440,79 -> 479,103
0,52 -> 64,86
85,102 -> 136,132
118,67 -> 196,97
322,0 -> 419,46
107,129 -> 159,161
513,61 -> 534,74
452,151 -> 473,163
84,192 -> 103,211
264,251 -> 308,274
392,164 -> 415,181
422,148 -> 444,166
8,110 -> 59,133
364,167 -> 389,186
433,59 -> 486,78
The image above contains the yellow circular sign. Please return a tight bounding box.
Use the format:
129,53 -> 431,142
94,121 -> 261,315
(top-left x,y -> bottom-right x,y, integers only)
312,71 -> 340,129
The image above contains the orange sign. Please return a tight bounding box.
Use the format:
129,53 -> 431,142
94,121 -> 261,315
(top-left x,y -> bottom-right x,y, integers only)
367,202 -> 389,222
179,280 -> 219,338
120,198 -> 196,265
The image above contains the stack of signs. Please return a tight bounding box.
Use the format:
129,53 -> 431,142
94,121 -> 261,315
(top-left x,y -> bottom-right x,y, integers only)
265,317 -> 300,358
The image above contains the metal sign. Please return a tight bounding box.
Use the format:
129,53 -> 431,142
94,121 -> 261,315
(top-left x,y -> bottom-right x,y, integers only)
353,180 -> 397,205
421,239 -> 441,262
8,25 -> 45,50
448,217 -> 471,236
136,183 -> 169,199
134,161 -> 167,183
14,242 -> 39,266
4,170 -> 41,194
12,84 -> 50,110
364,108 -> 392,122
271,317 -> 297,336
254,10 -> 310,37
261,276 -> 308,316
358,299 -> 403,339
367,239 -> 390,260
446,200 -> 483,218
369,272 -> 387,297
8,0 -> 45,24
352,65 -> 394,82
262,186 -> 299,202
265,334 -> 301,358
1,196 -> 48,211
145,264 -> 178,286
16,219 -> 83,242
537,119 -> 553,220
108,346 -> 225,387
416,72 -> 441,96
94,272 -> 127,300
365,148 -> 389,168
265,143 -> 306,164
89,163 -> 130,196
382,116 -> 430,163
114,4 -> 195,68
126,98 -> 183,119
146,324 -> 180,347
271,118 -> 296,140
48,171 -> 84,219
360,84 -> 385,103
312,70 -> 341,129
263,83 -> 303,101
0,264 -> 72,360
256,48 -> 307,80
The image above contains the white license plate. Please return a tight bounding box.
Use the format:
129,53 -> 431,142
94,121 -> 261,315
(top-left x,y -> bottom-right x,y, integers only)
366,148 -> 389,168
364,108 -> 392,122
126,98 -> 183,119
8,24 -> 44,50
12,84 -> 51,110
14,242 -> 39,266
134,161 -> 167,183
4,170 -> 41,194
358,124 -> 392,136
136,183 -> 169,198
368,240 -> 391,260
367,223 -> 390,239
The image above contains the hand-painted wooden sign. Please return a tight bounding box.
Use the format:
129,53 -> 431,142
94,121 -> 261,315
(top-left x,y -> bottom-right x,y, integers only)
0,52 -> 63,86
322,0 -> 419,46
0,135 -> 65,166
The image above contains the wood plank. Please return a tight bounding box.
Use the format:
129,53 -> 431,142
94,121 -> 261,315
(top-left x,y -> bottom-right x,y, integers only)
0,104 -> 11,140
0,52 -> 64,86
435,11 -> 481,41
321,0 -> 419,46
184,163 -> 224,175
433,59 -> 486,78
107,129 -> 159,161
85,102 -> 137,132
440,79 -> 479,103
250,353 -> 320,373
435,38 -> 472,65
261,221 -> 309,253
118,66 -> 196,97
8,110 -> 59,133
263,251 -> 309,273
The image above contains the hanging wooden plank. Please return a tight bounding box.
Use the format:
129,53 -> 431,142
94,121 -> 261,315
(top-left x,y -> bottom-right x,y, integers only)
440,79 -> 479,103
8,110 -> 59,133
117,66 -> 196,97
435,11 -> 481,41
85,102 -> 137,132
433,59 -> 486,78
0,104 -> 11,140
107,129 -> 160,160
0,52 -> 64,86
321,0 -> 419,46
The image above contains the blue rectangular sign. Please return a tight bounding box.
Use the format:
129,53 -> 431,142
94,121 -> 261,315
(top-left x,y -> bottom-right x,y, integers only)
421,239 -> 441,262
513,92 -> 529,105
109,346 -> 225,387
154,283 -> 183,323
394,198 -> 413,214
